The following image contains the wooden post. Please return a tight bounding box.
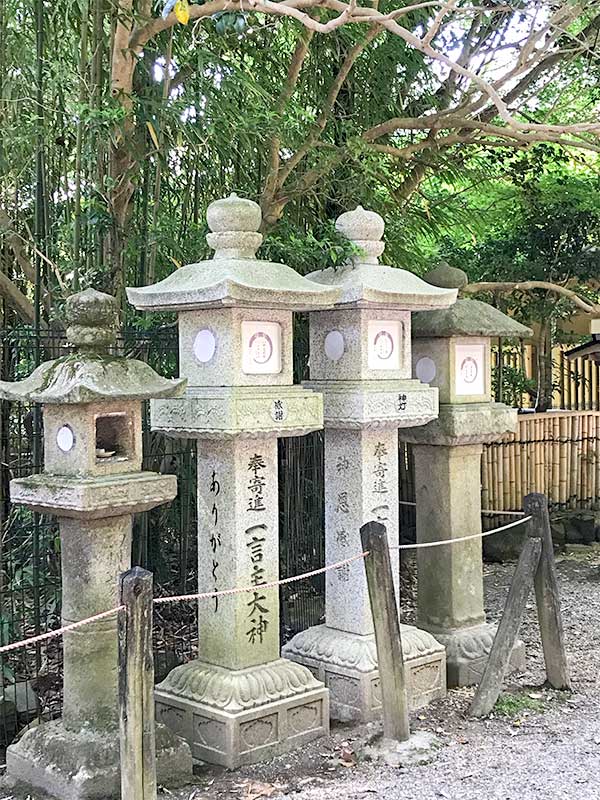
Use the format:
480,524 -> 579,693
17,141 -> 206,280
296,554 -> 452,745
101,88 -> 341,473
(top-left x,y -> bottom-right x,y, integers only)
469,536 -> 542,717
119,567 -> 157,800
524,493 -> 571,689
360,521 -> 410,742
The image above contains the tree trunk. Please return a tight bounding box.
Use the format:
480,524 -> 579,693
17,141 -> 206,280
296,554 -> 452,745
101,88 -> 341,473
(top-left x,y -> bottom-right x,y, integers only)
535,320 -> 554,412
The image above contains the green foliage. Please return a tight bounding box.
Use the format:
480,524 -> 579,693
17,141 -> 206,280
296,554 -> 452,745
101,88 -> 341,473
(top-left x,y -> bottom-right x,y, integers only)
262,219 -> 359,276
493,692 -> 546,718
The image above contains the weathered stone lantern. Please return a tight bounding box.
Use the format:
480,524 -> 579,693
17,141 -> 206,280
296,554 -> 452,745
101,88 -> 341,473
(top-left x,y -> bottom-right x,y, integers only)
282,207 -> 457,722
127,194 -> 339,768
400,264 -> 532,686
0,289 -> 192,800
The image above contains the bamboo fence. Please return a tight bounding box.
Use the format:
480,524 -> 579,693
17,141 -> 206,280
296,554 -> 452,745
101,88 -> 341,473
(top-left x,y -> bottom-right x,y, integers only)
496,343 -> 600,411
482,410 -> 600,512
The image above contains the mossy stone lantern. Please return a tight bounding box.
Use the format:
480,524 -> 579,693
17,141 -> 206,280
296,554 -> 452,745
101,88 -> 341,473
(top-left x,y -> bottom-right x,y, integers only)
283,207 -> 457,722
400,265 -> 532,687
127,194 -> 339,769
0,289 -> 192,800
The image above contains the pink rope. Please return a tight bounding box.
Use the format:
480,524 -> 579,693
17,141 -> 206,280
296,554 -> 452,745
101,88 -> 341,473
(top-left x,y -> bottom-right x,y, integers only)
0,513 -> 530,655
154,551 -> 370,604
0,605 -> 125,656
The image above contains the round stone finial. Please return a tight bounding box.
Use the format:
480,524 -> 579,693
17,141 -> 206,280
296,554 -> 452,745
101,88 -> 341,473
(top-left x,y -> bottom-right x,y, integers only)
424,262 -> 469,291
335,206 -> 385,264
65,288 -> 118,350
206,193 -> 263,259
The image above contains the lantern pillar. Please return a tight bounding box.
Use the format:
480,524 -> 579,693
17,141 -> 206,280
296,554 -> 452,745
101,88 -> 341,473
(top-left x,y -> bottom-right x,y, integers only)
127,194 -> 339,768
401,264 -> 532,686
283,208 -> 458,721
0,290 -> 192,800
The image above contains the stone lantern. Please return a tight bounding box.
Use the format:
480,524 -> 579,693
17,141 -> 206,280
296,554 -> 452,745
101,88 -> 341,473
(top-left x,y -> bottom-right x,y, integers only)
282,207 -> 457,722
400,264 -> 532,686
0,289 -> 192,800
127,194 -> 339,768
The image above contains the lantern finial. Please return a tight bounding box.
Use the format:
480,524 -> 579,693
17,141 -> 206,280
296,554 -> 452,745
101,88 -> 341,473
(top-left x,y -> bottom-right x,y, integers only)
335,206 -> 385,264
206,193 -> 263,259
66,288 -> 118,351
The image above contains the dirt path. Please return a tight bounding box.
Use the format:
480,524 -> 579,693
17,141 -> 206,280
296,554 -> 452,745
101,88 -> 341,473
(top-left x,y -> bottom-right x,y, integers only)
162,548 -> 600,800
2,550 -> 598,800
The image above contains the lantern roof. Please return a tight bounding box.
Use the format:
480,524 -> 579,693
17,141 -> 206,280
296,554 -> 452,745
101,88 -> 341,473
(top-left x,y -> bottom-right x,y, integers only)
0,289 -> 186,404
306,207 -> 457,311
126,194 -> 339,312
411,265 -> 532,339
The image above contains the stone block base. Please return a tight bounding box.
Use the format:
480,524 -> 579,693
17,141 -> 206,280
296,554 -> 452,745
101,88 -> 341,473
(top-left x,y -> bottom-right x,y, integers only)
155,658 -> 329,768
282,624 -> 446,722
2,719 -> 192,800
432,623 -> 526,687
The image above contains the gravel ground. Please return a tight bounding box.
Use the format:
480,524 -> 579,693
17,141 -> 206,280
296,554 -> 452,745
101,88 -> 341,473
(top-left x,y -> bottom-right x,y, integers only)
2,548 -> 599,800
159,547 -> 600,800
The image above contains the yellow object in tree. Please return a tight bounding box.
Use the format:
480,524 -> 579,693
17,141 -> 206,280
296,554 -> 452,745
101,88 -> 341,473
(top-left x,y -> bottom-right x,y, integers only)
175,0 -> 190,24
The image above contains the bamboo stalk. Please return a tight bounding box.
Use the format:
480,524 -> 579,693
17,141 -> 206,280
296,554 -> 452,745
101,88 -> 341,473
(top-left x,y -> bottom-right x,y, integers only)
559,416 -> 568,507
502,433 -> 510,511
570,415 -> 579,509
551,415 -> 560,506
481,444 -> 490,512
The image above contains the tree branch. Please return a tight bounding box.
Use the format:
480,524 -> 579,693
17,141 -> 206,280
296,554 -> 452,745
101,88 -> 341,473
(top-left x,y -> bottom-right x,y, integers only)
0,266 -> 37,324
0,209 -> 36,284
464,281 -> 600,315
277,23 -> 380,186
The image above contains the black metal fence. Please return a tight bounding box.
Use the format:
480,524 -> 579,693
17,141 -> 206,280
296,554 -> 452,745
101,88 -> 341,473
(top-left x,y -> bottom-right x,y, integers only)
0,325 -> 328,748
1,325 -> 598,752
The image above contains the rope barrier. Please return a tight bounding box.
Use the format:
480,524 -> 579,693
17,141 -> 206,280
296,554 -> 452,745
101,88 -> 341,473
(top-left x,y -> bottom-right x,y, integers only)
0,605 -> 125,656
399,500 -> 526,517
391,515 -> 531,550
153,551 -> 370,605
0,512 -> 532,655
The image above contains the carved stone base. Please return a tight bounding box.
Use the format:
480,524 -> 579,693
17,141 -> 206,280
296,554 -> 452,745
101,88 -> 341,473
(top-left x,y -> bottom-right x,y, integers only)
431,623 -> 526,687
281,624 -> 446,722
2,719 -> 192,800
155,658 -> 329,768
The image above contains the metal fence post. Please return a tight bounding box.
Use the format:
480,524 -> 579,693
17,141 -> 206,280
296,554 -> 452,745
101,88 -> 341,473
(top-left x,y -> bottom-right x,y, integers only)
360,521 -> 410,742
119,567 -> 157,800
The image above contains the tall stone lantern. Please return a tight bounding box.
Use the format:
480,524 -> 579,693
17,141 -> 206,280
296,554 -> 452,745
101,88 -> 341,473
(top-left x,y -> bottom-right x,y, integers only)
400,264 -> 532,686
282,207 -> 457,722
0,289 -> 192,800
127,194 -> 339,768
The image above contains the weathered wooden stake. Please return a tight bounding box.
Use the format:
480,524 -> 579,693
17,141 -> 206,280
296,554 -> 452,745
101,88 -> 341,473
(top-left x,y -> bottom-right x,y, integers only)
119,567 -> 157,800
470,492 -> 571,717
524,493 -> 571,690
360,521 -> 410,742
469,536 -> 542,717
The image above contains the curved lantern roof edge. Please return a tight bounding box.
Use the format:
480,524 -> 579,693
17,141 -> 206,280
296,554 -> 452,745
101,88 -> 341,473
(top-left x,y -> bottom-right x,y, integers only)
126,260 -> 341,312
305,261 -> 458,310
126,191 -> 343,311
411,298 -> 533,339
0,356 -> 187,405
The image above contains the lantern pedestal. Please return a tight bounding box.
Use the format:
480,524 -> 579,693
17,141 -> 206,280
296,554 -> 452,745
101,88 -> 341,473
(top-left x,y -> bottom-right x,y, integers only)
3,473 -> 192,799
403,407 -> 526,687
5,720 -> 189,800
283,625 -> 445,722
283,422 -> 446,720
155,436 -> 328,768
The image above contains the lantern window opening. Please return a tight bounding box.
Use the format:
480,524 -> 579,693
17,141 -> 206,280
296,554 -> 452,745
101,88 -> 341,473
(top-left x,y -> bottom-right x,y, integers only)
95,412 -> 133,462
